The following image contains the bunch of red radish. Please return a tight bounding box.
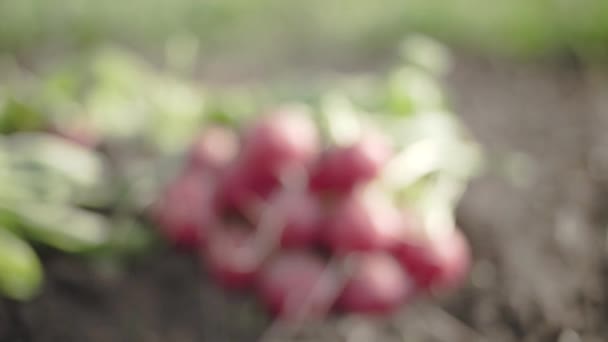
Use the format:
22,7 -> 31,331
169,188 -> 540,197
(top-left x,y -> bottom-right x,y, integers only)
150,105 -> 471,321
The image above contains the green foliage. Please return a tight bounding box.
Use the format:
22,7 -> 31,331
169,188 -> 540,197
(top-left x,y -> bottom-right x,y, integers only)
1,1 -> 608,59
0,228 -> 42,301
314,39 -> 483,234
1,133 -> 112,206
0,98 -> 46,134
11,203 -> 111,253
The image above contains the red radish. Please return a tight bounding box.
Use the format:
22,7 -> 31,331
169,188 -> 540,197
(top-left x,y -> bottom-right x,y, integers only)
257,188 -> 324,249
392,228 -> 471,293
324,190 -> 404,254
214,162 -> 278,215
240,106 -> 320,177
187,125 -> 239,172
151,170 -> 217,251
337,253 -> 413,315
215,106 -> 319,214
204,225 -> 262,290
257,251 -> 339,321
310,133 -> 392,194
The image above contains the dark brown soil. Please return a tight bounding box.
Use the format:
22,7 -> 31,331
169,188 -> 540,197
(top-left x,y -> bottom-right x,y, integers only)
3,53 -> 608,342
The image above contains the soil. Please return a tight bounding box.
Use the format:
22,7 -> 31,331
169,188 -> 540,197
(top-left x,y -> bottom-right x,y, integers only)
2,53 -> 608,342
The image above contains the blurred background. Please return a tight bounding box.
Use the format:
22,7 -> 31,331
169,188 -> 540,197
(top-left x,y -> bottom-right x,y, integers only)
2,1 -> 608,341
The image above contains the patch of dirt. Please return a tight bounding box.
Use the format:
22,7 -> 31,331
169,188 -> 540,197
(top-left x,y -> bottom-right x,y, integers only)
3,53 -> 608,341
